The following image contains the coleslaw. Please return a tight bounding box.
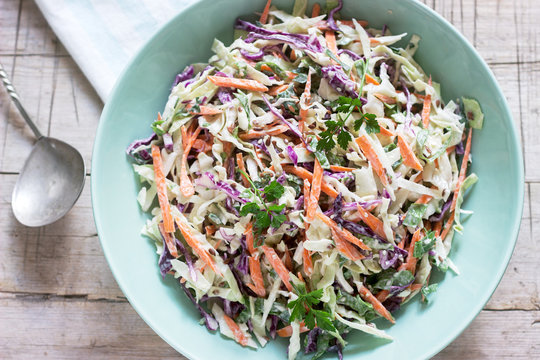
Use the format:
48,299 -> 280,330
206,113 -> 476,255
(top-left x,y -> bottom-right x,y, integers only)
126,0 -> 483,358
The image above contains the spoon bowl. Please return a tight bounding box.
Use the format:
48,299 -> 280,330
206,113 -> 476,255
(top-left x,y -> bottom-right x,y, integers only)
12,137 -> 86,227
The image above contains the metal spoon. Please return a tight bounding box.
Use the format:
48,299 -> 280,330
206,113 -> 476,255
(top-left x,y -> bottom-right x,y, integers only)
0,63 -> 85,227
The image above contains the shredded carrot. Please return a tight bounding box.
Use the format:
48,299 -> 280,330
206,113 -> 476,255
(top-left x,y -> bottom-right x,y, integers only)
399,229 -> 423,274
283,165 -> 339,199
186,104 -> 222,116
246,256 -> 266,297
239,125 -> 289,140
179,125 -> 201,198
192,139 -> 212,153
299,69 -> 312,133
262,245 -> 292,291
223,314 -> 249,346
355,136 -> 390,186
267,84 -> 290,96
286,71 -> 297,80
297,271 -> 304,283
441,128 -> 473,241
236,153 -> 250,187
244,222 -> 256,255
277,321 -> 309,337
325,31 -> 338,57
302,246 -> 313,276
397,134 -> 423,171
207,75 -> 268,92
356,205 -> 386,239
306,159 -> 323,222
214,238 -> 223,250
375,289 -> 390,302
316,212 -> 371,251
260,64 -> 273,73
151,144 -> 174,233
358,285 -> 395,323
378,126 -> 395,138
416,194 -> 432,205
434,220 -> 442,237
446,145 -> 456,154
331,228 -> 363,261
205,225 -> 216,236
259,0 -> 272,24
422,77 -> 432,128
311,3 -> 320,17
373,93 -> 396,104
365,74 -> 380,85
174,215 -> 222,276
329,165 -> 356,172
410,284 -> 423,292
158,223 -> 178,258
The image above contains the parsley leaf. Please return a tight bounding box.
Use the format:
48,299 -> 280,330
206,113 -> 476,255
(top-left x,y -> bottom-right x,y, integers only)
151,120 -> 166,136
413,231 -> 437,258
403,203 -> 428,228
263,180 -> 285,202
421,283 -> 438,303
354,113 -> 380,134
288,283 -> 336,332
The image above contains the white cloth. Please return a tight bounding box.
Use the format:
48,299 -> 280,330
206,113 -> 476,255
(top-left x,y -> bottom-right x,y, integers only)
35,0 -> 199,101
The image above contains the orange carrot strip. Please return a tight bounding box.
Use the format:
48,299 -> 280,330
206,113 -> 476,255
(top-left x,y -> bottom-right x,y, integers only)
316,212 -> 371,251
355,136 -> 390,186
375,289 -> 390,302
302,247 -> 313,276
329,165 -> 356,172
260,64 -> 273,72
236,153 -> 250,187
261,245 -> 292,291
306,159 -> 323,222
378,126 -> 395,138
151,144 -> 174,233
174,215 -> 222,276
325,31 -> 338,56
179,125 -> 201,198
410,284 -> 423,292
331,228 -> 363,261
434,220 -> 442,237
416,194 -> 432,205
365,74 -> 380,85
192,139 -> 212,153
207,75 -> 268,92
303,178 -> 311,232
223,314 -> 249,346
186,104 -> 223,116
246,256 -> 266,297
205,225 -> 217,236
267,84 -> 289,96
446,145 -> 456,154
397,134 -> 423,171
238,125 -> 289,140
399,229 -> 423,274
356,205 -> 386,239
358,285 -> 395,323
422,77 -> 432,128
441,129 -> 473,241
373,93 -> 396,104
283,165 -> 339,199
158,223 -> 178,258
259,0 -> 272,24
299,69 -> 312,133
244,223 -> 256,256
311,3 -> 320,17
277,321 -> 309,337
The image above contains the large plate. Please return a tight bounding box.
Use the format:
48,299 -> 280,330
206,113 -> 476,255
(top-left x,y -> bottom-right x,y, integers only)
91,0 -> 524,359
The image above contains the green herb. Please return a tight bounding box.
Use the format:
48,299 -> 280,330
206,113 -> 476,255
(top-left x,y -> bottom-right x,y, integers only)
354,58 -> 368,95
239,170 -> 287,236
325,49 -> 351,73
403,203 -> 428,228
234,90 -> 251,129
372,269 -> 415,291
354,113 -> 379,134
151,120 -> 166,136
288,283 -> 337,332
255,61 -> 287,80
310,139 -> 331,169
413,231 -> 436,258
421,283 -> 438,303
336,290 -> 377,320
286,174 -> 303,196
292,72 -> 308,84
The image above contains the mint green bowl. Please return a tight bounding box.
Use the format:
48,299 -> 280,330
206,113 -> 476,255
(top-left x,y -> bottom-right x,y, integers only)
91,0 -> 524,358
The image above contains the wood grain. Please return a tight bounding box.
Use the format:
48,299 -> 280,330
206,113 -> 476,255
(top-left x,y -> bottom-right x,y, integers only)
0,0 -> 538,358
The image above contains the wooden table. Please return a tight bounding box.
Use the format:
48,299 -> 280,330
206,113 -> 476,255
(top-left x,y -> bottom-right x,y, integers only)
0,0 -> 538,358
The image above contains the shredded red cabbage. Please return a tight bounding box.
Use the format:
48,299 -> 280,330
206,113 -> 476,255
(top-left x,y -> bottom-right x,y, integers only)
162,133 -> 174,152
321,65 -> 362,99
327,0 -> 344,31
126,133 -> 156,164
173,65 -> 194,87
286,145 -> 298,166
179,282 -> 219,331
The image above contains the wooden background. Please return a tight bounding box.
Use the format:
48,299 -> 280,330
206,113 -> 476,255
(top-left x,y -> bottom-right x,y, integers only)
0,0 -> 538,358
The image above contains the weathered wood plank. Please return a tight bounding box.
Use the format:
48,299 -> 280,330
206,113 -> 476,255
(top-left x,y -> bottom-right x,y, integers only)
0,294 -> 181,360
0,174 -> 124,299
0,292 -> 538,360
0,0 -> 20,54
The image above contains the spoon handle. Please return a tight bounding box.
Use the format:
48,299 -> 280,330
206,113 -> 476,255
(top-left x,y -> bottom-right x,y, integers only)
0,62 -> 43,139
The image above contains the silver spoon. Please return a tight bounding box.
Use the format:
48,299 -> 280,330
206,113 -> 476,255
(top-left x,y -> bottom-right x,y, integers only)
0,63 -> 85,227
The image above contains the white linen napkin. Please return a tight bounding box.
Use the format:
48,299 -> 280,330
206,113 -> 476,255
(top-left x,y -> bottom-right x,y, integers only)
35,0 -> 199,101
